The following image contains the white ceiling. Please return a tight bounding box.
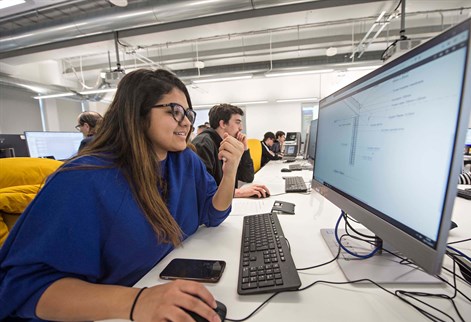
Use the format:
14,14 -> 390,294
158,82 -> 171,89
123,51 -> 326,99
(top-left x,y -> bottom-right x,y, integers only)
1,0 -> 470,94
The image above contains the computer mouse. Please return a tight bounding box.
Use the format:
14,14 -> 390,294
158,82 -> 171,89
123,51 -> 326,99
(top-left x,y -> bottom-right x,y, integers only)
281,168 -> 292,172
249,191 -> 270,198
183,300 -> 227,322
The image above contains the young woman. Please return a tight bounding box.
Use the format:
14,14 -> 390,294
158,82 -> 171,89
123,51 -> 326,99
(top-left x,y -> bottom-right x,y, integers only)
0,69 -> 243,322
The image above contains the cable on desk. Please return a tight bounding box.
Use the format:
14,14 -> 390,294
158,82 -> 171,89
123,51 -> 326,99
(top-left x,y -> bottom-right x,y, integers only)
448,238 -> 471,245
227,211 -> 469,322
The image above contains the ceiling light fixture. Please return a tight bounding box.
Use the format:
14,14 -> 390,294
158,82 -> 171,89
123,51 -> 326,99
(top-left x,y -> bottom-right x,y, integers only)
229,100 -> 268,105
192,75 -> 253,84
33,93 -> 75,99
265,69 -> 334,77
0,0 -> 25,10
33,88 -> 117,100
193,103 -> 217,108
347,65 -> 382,71
276,97 -> 318,103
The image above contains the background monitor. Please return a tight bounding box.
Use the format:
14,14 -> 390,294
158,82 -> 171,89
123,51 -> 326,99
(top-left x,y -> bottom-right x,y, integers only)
465,128 -> 471,145
312,18 -> 471,282
306,119 -> 318,162
0,134 -> 29,158
25,131 -> 83,160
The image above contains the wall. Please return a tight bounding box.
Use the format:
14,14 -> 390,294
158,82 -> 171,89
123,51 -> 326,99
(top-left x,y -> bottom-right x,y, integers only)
0,86 -> 42,133
2,69 -> 471,137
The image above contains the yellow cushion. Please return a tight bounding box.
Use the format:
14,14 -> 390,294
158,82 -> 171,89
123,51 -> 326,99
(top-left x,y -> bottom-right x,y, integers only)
247,139 -> 262,173
0,184 -> 42,214
0,157 -> 63,189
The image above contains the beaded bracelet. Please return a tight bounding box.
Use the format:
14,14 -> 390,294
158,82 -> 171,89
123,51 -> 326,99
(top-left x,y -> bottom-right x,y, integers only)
130,287 -> 148,321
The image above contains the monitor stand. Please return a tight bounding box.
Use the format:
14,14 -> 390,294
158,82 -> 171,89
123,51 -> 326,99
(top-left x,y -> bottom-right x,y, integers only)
321,229 -> 443,284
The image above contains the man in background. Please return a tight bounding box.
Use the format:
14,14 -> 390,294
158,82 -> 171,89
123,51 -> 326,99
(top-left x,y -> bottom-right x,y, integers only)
76,111 -> 103,151
261,131 -> 282,167
271,130 -> 285,157
193,104 -> 270,198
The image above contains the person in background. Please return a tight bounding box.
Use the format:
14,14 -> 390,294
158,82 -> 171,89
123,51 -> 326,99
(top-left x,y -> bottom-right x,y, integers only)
193,104 -> 270,198
76,111 -> 103,151
261,131 -> 282,167
197,124 -> 208,135
0,69 -> 243,322
271,130 -> 285,157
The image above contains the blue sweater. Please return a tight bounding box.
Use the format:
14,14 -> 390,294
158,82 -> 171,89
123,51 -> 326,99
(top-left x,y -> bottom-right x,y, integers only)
0,148 -> 230,321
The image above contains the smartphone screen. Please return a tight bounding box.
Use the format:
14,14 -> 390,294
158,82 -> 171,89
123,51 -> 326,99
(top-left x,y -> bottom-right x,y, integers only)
159,258 -> 226,283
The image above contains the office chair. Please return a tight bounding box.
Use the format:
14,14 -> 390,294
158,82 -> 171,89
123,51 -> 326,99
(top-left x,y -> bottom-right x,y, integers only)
247,139 -> 262,173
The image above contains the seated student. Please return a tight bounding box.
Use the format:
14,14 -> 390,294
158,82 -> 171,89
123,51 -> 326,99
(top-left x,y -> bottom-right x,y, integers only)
75,111 -> 103,151
193,104 -> 270,198
261,131 -> 282,167
0,69 -> 243,322
196,123 -> 208,135
270,130 -> 285,156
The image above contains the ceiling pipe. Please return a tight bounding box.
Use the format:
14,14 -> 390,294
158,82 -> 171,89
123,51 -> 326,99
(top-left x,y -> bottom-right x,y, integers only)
0,0 -> 381,56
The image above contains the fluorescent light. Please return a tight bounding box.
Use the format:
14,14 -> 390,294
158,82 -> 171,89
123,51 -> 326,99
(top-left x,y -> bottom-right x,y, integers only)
193,104 -> 217,108
79,88 -> 116,95
265,69 -> 334,77
33,93 -> 75,99
193,75 -> 253,84
276,98 -> 318,103
0,0 -> 25,10
33,88 -> 117,99
347,65 -> 381,71
230,100 -> 268,105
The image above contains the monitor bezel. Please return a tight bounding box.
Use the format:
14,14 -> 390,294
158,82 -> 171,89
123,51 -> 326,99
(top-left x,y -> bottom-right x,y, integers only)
311,18 -> 471,275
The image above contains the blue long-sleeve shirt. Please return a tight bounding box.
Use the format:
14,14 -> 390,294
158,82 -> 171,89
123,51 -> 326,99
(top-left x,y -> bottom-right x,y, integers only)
0,148 -> 230,321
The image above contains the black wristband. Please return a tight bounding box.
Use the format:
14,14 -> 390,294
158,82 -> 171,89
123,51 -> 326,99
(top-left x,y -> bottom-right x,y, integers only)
130,287 -> 147,321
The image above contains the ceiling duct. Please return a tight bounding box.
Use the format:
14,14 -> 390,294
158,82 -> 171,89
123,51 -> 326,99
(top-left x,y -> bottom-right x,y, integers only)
0,0 -> 380,56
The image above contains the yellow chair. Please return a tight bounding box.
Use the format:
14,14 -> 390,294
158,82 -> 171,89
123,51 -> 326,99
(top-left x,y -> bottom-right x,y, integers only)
247,138 -> 262,173
0,157 -> 63,245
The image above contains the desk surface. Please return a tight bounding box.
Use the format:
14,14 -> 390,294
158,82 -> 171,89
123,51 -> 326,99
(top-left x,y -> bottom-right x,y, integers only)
105,160 -> 471,322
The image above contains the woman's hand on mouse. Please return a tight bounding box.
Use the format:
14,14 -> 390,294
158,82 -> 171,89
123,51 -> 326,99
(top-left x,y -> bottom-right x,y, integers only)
132,280 -> 221,322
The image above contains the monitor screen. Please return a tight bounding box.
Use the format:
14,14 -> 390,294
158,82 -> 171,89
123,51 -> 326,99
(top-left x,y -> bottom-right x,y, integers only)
284,145 -> 297,156
466,128 -> 471,145
0,134 -> 29,158
285,132 -> 297,142
25,131 -> 83,160
307,119 -> 318,161
312,18 -> 471,280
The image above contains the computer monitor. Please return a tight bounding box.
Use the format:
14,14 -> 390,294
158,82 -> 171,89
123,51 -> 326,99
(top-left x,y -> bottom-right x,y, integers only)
25,131 -> 83,160
312,18 -> 471,283
465,128 -> 471,145
0,134 -> 30,158
306,119 -> 318,163
285,132 -> 298,142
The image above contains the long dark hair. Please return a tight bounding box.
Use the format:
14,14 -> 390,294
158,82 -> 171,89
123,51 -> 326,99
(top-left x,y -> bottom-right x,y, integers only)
79,69 -> 193,246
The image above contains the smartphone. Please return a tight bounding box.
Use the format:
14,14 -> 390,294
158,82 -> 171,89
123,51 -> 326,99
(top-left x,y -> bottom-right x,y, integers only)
159,258 -> 226,283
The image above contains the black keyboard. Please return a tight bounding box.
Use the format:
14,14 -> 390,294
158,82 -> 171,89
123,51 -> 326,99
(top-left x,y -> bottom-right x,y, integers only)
457,188 -> 471,200
238,213 -> 301,295
288,164 -> 302,171
284,176 -> 308,193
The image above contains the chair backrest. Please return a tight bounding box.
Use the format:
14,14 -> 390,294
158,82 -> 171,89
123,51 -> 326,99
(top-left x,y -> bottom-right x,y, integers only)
247,139 -> 262,173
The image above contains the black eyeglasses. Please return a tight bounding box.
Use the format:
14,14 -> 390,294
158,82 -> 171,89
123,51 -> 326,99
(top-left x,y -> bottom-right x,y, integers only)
75,124 -> 82,131
152,103 -> 196,125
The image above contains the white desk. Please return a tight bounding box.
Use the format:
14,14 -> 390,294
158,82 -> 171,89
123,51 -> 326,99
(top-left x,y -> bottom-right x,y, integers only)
106,160 -> 471,322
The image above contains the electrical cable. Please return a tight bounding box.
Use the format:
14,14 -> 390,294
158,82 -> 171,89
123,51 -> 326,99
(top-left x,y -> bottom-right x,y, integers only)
334,211 -> 381,259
